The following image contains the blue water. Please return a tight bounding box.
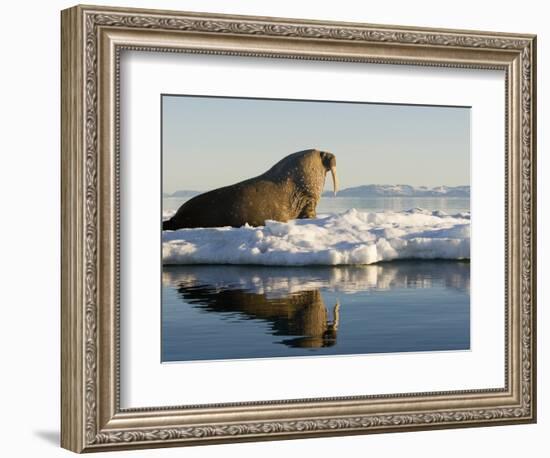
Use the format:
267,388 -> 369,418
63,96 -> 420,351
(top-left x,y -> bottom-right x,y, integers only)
162,261 -> 470,362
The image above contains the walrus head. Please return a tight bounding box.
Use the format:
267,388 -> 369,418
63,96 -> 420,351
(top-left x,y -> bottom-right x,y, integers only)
289,300 -> 341,348
264,149 -> 338,214
320,151 -> 338,196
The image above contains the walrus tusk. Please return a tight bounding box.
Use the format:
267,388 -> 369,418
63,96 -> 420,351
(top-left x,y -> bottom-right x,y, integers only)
330,165 -> 339,196
328,301 -> 340,331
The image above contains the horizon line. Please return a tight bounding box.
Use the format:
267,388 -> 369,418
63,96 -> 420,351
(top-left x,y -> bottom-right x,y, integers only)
164,183 -> 471,194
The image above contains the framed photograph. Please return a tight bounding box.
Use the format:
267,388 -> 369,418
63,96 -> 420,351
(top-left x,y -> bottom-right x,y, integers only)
61,4 -> 537,453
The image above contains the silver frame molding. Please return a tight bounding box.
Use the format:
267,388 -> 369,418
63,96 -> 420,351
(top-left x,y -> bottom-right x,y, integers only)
61,4 -> 537,453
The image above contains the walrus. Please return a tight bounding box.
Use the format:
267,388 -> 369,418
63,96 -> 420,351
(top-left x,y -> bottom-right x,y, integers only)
163,148 -> 338,230
176,280 -> 340,348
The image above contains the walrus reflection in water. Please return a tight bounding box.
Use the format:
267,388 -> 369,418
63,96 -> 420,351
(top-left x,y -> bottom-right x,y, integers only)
176,284 -> 340,348
163,148 -> 338,230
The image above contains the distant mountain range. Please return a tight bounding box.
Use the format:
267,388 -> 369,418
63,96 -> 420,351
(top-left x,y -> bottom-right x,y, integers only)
164,185 -> 470,199
322,185 -> 470,198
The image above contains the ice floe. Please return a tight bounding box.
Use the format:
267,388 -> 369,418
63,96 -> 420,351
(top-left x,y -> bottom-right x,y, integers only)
162,208 -> 470,266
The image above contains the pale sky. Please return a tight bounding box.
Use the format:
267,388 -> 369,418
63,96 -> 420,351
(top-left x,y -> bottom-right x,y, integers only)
162,95 -> 470,194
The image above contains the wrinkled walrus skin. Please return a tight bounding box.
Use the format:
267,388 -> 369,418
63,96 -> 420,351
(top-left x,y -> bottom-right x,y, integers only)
163,149 -> 338,230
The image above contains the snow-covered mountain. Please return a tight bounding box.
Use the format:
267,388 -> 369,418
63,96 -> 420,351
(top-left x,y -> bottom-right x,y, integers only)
323,185 -> 470,198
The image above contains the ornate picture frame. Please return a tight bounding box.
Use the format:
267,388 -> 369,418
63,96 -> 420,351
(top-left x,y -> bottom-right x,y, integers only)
61,4 -> 536,453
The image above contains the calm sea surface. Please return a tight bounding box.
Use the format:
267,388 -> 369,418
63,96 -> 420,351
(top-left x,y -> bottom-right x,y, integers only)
162,196 -> 470,362
162,262 -> 470,362
163,196 -> 470,214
